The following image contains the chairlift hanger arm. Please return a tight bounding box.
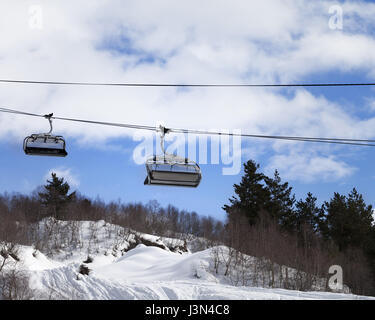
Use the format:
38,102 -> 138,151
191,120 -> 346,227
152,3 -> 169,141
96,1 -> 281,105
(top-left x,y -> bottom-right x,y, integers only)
157,125 -> 172,155
43,113 -> 53,135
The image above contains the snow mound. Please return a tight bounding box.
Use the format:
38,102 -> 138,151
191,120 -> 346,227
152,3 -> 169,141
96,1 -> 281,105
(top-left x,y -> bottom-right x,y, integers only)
18,247 -> 62,271
92,244 -> 214,283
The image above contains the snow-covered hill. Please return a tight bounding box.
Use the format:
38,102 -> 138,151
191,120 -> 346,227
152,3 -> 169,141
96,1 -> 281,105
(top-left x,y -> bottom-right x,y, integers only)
2,219 -> 374,300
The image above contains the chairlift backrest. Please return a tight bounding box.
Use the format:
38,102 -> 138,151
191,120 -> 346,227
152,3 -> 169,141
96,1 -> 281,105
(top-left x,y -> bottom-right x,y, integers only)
144,156 -> 202,187
144,125 -> 202,187
23,113 -> 68,157
23,134 -> 68,157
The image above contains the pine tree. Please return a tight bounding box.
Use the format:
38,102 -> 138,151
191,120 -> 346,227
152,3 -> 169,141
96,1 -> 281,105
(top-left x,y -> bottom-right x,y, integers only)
264,169 -> 295,228
38,173 -> 76,219
322,188 -> 373,251
289,192 -> 324,234
223,160 -> 270,225
284,192 -> 325,248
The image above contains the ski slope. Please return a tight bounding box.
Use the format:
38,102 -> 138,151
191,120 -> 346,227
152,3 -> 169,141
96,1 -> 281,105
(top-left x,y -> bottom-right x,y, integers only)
3,220 -> 375,300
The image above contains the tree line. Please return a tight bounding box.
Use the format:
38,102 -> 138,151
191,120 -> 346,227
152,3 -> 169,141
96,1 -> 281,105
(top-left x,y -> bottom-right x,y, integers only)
0,173 -> 224,246
223,160 -> 375,295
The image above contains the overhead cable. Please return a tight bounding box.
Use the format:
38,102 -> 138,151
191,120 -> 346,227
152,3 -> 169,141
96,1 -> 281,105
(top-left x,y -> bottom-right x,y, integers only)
1,106 -> 375,147
0,79 -> 375,88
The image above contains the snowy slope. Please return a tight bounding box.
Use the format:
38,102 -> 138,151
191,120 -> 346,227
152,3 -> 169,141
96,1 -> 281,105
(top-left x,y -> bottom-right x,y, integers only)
24,244 -> 374,300
3,219 -> 375,300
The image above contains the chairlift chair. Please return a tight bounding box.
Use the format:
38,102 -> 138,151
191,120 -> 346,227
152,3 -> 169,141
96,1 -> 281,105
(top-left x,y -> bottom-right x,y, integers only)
144,126 -> 202,187
23,113 -> 68,157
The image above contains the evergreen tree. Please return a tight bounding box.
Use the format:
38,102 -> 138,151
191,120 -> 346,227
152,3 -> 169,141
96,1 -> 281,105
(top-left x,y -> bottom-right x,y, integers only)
284,192 -> 325,248
289,192 -> 324,234
223,160 -> 270,225
322,188 -> 373,251
264,169 -> 295,228
38,173 -> 76,219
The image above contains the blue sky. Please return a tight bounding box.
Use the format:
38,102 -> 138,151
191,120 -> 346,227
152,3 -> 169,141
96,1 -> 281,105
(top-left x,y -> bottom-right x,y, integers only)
1,1 -> 375,221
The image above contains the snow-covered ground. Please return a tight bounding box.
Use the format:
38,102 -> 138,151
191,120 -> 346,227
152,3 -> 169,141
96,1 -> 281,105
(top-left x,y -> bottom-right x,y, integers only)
2,219 -> 375,300
25,245 -> 374,300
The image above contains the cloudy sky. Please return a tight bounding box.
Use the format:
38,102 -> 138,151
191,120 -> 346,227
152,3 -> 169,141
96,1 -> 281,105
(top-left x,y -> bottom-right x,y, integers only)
1,0 -> 375,220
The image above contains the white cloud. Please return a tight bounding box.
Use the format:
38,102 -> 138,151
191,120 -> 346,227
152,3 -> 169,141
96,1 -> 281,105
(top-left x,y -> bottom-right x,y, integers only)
0,1 -> 375,182
366,98 -> 375,113
44,167 -> 80,188
266,152 -> 356,183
